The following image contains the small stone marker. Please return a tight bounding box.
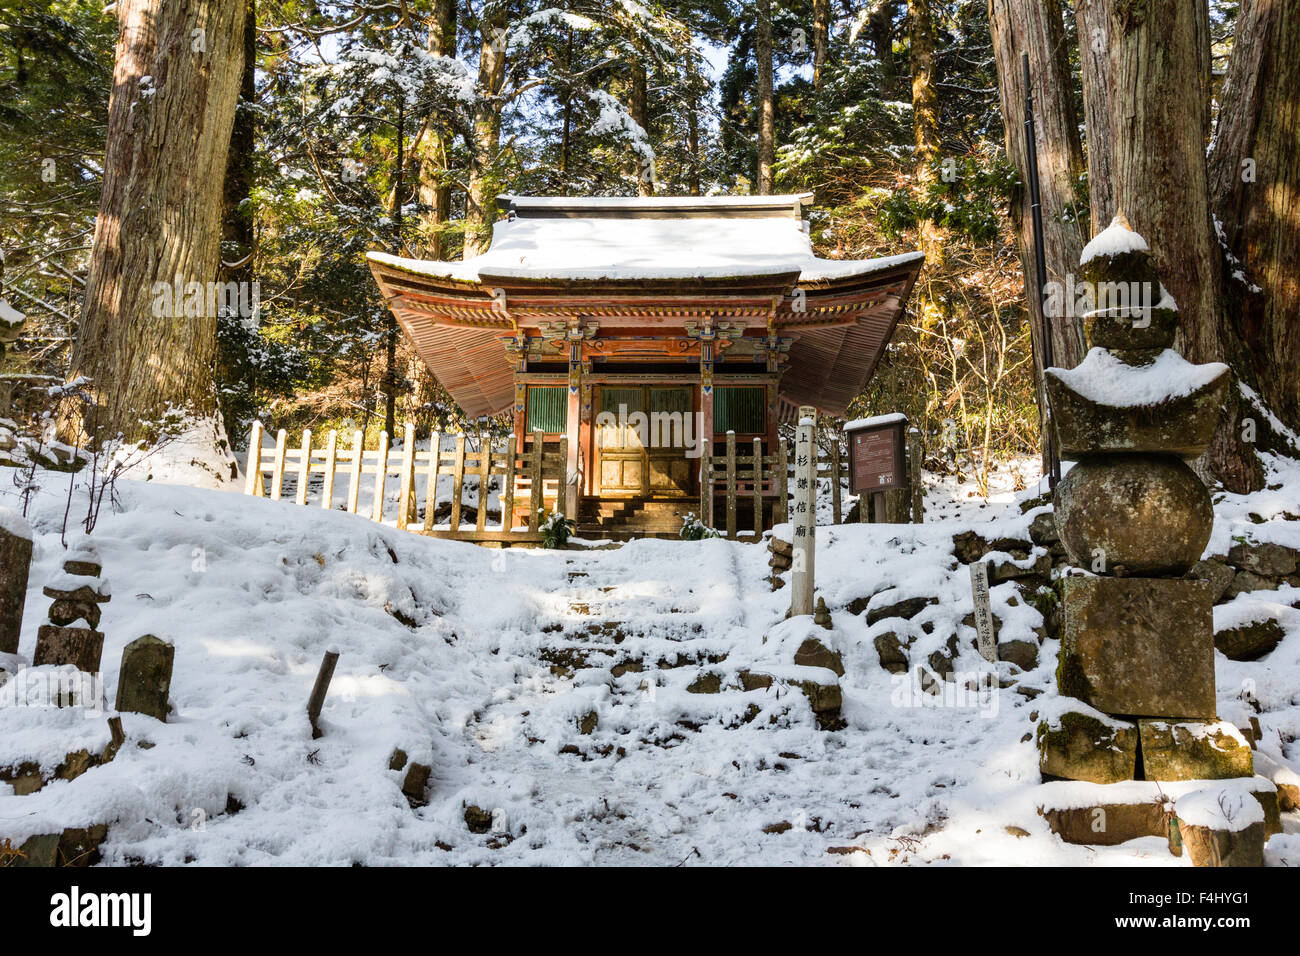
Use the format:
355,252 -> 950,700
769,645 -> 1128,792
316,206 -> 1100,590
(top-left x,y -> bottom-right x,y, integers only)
790,406 -> 817,617
115,635 -> 174,722
968,561 -> 998,663
33,546 -> 110,675
0,507 -> 33,655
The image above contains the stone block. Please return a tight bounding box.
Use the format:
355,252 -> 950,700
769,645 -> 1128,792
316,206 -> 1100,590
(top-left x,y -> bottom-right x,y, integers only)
33,625 -> 105,674
56,824 -> 108,867
1038,702 -> 1138,784
12,833 -> 60,867
115,635 -> 174,721
401,763 -> 431,806
873,630 -> 910,674
1173,787 -> 1264,867
794,636 -> 844,676
1227,540 -> 1298,578
47,598 -> 102,629
1058,576 -> 1215,719
1138,720 -> 1254,781
1187,558 -> 1236,604
1038,799 -> 1169,846
1214,616 -> 1284,661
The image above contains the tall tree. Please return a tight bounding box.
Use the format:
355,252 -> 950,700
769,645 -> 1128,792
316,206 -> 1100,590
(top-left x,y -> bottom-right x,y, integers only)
464,5 -> 506,258
909,0 -> 941,261
1075,0 -> 1260,490
417,0 -> 458,259
812,0 -> 830,89
69,0 -> 247,454
988,0 -> 1088,379
755,0 -> 775,194
1207,0 -> 1300,438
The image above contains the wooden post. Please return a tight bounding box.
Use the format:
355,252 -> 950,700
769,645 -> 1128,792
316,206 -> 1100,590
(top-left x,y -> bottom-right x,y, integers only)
830,437 -> 842,525
346,429 -> 364,514
725,430 -> 737,539
422,432 -> 442,532
397,423 -> 416,531
307,648 -> 340,739
450,433 -> 466,533
529,429 -> 544,531
269,429 -> 287,501
752,437 -> 763,537
565,387 -> 580,518
775,434 -> 788,525
243,421 -> 265,496
908,427 -> 924,524
698,455 -> 710,528
295,429 -> 313,506
371,430 -> 390,523
790,406 -> 817,617
558,435 -> 570,520
321,430 -> 338,510
475,430 -> 491,533
502,434 -> 516,531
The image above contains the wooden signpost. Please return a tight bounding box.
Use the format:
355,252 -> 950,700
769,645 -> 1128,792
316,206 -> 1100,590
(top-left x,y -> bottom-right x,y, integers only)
844,414 -> 908,523
969,561 -> 998,663
790,406 -> 818,617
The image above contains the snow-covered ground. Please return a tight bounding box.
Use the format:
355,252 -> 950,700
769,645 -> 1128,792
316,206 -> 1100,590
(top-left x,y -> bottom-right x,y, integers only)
1,452 -> 1297,866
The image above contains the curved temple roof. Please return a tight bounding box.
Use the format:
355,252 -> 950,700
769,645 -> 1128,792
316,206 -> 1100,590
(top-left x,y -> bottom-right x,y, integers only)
368,194 -> 924,419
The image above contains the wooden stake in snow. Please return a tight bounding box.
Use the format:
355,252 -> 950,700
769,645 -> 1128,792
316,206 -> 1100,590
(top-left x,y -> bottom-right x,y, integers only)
790,406 -> 817,617
307,648 -> 340,739
969,561 -> 998,662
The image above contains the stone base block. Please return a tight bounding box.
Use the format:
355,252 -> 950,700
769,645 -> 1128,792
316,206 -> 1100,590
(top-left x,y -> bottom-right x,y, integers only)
1037,701 -> 1137,784
1039,798 -> 1170,846
1138,720 -> 1254,781
1059,576 -> 1215,718
33,625 -> 104,673
1173,787 -> 1266,867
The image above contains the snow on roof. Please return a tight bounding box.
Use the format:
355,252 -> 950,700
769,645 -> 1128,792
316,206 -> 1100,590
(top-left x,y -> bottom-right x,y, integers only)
499,193 -> 815,211
1048,347 -> 1227,408
843,412 -> 908,432
368,214 -> 924,284
1080,212 -> 1150,265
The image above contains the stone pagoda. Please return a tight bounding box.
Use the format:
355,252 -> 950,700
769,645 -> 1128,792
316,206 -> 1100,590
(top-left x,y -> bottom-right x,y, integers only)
33,539 -> 111,675
1036,215 -> 1275,863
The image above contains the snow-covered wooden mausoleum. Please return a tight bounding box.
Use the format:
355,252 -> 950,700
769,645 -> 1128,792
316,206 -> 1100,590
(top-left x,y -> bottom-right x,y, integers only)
367,194 -> 923,535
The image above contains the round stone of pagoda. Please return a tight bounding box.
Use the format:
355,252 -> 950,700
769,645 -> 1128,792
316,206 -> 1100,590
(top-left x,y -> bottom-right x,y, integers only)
1055,454 -> 1213,576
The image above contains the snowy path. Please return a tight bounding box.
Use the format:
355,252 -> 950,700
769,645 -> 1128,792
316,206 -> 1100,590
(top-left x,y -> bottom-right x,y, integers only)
2,474 -> 1297,866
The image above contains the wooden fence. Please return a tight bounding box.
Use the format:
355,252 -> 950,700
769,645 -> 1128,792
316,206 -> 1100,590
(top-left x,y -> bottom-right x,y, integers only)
701,427 -> 923,539
242,421 -> 567,543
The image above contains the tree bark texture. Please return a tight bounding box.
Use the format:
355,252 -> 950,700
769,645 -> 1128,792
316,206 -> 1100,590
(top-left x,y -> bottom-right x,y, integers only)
755,0 -> 775,194
70,0 -> 247,443
989,0 -> 1088,374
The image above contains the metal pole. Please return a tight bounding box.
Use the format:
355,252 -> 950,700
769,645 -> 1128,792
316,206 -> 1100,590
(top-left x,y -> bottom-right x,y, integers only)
1022,52 -> 1060,491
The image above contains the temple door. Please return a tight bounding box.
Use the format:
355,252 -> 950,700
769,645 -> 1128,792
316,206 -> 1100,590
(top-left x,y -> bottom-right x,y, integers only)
645,386 -> 694,496
596,386 -> 645,496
